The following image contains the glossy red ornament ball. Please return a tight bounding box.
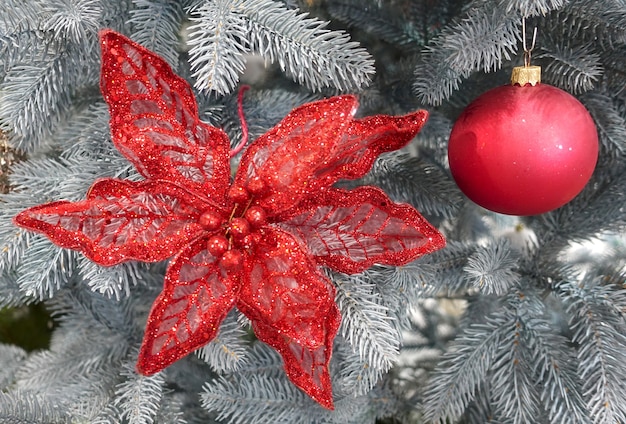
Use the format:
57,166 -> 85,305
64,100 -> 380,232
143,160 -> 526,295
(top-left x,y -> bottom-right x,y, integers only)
448,81 -> 598,215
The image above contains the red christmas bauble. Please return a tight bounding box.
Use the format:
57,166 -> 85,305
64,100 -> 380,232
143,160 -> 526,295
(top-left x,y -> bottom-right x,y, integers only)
448,81 -> 598,215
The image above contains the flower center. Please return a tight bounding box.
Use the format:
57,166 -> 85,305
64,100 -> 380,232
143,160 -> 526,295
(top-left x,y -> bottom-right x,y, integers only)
197,192 -> 268,273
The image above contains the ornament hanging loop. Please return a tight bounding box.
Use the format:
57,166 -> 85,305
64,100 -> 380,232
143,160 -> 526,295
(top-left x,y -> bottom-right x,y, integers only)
522,17 -> 537,67
511,17 -> 541,86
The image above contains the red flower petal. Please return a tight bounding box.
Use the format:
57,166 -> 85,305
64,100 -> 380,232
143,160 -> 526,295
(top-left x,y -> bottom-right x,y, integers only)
236,227 -> 340,409
314,110 -> 429,185
137,238 -> 241,375
13,179 -> 208,266
233,96 -> 357,214
237,227 -> 339,348
251,319 -> 339,410
281,186 -> 446,274
99,30 -> 231,201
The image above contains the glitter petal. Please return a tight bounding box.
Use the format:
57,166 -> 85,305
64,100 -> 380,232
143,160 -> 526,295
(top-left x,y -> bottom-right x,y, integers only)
281,186 -> 446,274
137,237 -> 241,375
14,178 -> 208,266
100,29 -> 231,202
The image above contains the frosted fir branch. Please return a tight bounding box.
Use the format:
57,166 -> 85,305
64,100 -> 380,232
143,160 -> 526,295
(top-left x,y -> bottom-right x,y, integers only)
234,341 -> 285,378
559,279 -> 626,330
533,171 -> 626,250
43,367 -> 121,421
0,270 -> 34,308
201,374 -> 314,424
399,296 -> 463,359
0,33 -> 102,150
16,236 -> 76,301
581,92 -> 626,159
498,0 -> 566,16
559,282 -> 626,423
363,266 -> 421,331
77,256 -> 143,300
601,46 -> 626,97
8,157 -> 82,195
41,0 -> 102,45
0,59 -> 72,149
154,393 -> 187,424
489,312 -> 542,424
449,289 -> 565,424
559,0 -> 626,47
196,310 -> 249,372
335,275 -> 400,372
16,343 -> 112,393
421,316 -> 507,423
0,24 -> 102,151
327,0 -> 421,47
524,318 -> 590,424
203,371 -> 387,424
16,285 -> 133,359
8,155 -> 111,209
375,262 -> 438,303
114,359 -> 165,424
90,404 -> 123,424
400,241 -> 480,296
242,0 -> 375,93
536,41 -> 602,94
414,8 -> 518,105
0,390 -> 72,423
0,1 -> 42,32
129,0 -> 184,68
411,111 -> 454,163
203,337 -> 398,421
0,4 -> 43,79
181,0 -> 204,14
366,153 -> 463,220
56,103 -> 138,180
0,194 -> 39,275
328,390 -> 398,424
187,0 -> 374,95
186,0 -> 250,95
11,289 -> 134,393
0,344 -> 27,389
53,101 -> 111,158
462,381 -> 495,424
334,342 -> 385,396
49,283 -> 138,339
463,239 -> 521,296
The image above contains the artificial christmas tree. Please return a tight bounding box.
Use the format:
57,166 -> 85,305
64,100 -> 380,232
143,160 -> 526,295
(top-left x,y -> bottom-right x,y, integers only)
0,1 -> 625,423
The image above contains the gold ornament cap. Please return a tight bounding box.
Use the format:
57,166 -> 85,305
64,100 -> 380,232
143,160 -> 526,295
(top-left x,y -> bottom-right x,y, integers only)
511,65 -> 541,86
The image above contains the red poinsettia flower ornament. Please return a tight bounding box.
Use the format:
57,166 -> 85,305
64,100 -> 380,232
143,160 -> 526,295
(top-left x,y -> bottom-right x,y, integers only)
14,30 -> 445,409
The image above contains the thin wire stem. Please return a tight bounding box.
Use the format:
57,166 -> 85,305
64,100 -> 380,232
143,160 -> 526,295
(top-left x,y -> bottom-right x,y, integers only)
522,17 -> 538,67
230,85 -> 251,158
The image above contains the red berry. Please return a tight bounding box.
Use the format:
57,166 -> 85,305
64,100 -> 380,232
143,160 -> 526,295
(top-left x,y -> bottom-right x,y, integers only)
207,235 -> 229,257
244,206 -> 267,228
228,186 -> 249,204
220,249 -> 243,271
247,177 -> 267,196
198,210 -> 223,230
229,217 -> 250,240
